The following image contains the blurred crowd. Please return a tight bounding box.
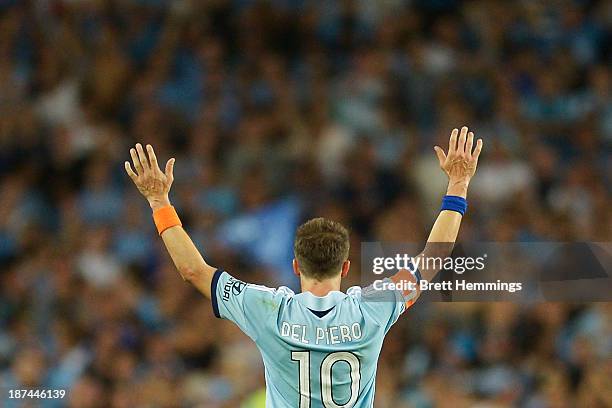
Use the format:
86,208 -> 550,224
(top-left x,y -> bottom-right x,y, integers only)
0,0 -> 611,407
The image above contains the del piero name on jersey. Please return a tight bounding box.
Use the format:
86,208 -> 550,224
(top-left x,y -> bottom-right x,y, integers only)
281,322 -> 363,345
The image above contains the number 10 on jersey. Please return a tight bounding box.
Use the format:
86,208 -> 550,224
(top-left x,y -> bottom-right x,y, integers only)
291,351 -> 361,408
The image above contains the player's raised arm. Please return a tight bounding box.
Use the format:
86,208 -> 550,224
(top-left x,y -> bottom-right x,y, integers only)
418,126 -> 482,281
391,127 -> 482,295
124,143 -> 216,298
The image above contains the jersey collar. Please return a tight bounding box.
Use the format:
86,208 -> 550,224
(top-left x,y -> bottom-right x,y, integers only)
294,291 -> 347,311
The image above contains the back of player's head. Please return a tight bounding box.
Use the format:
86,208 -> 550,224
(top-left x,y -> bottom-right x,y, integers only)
294,217 -> 350,280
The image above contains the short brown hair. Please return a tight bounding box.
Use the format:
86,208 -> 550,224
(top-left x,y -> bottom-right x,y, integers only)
294,218 -> 350,280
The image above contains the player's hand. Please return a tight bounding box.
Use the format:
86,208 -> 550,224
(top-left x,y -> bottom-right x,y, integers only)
434,126 -> 482,196
125,143 -> 175,210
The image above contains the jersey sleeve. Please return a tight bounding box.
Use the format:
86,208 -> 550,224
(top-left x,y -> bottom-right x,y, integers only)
211,269 -> 291,340
351,267 -> 421,333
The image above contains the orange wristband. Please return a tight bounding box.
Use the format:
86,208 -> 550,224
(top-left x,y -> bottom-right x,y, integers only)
153,205 -> 182,235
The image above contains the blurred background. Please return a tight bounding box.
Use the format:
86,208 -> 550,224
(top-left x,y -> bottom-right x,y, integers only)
0,0 -> 611,407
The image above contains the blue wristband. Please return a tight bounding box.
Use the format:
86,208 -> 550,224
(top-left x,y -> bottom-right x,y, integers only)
440,195 -> 467,216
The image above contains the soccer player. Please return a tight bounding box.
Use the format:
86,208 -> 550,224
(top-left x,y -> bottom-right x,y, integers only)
125,126 -> 482,407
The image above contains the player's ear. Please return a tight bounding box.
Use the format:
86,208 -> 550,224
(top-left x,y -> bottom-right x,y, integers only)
292,259 -> 301,277
340,260 -> 350,278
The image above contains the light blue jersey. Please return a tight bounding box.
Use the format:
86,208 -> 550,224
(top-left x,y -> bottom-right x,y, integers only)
211,269 -> 418,407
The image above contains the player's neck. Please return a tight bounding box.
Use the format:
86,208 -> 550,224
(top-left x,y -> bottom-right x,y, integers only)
300,275 -> 342,297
